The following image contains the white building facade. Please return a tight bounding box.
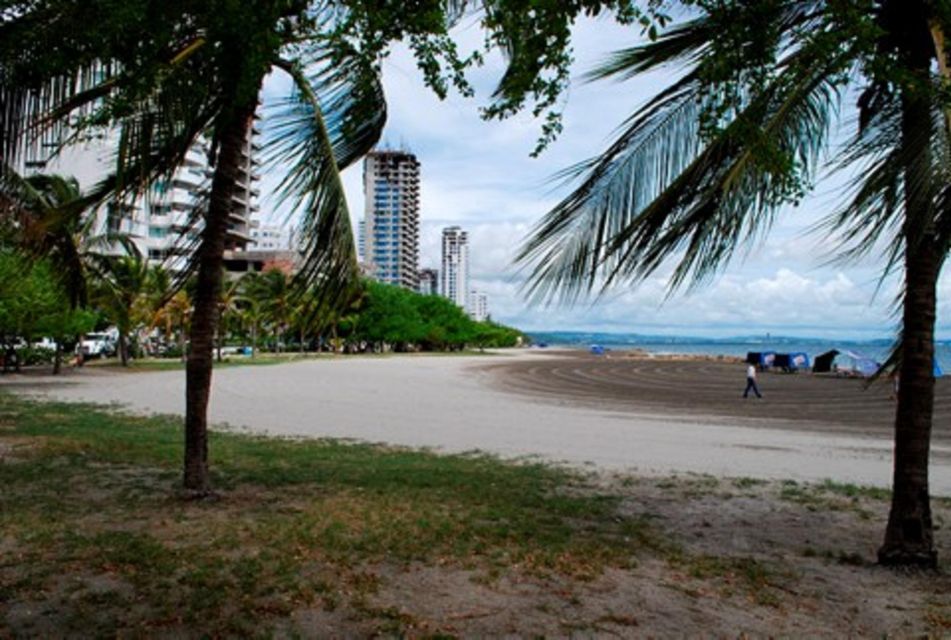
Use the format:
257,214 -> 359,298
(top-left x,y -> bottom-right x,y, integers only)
249,222 -> 295,251
361,150 -> 420,289
440,226 -> 469,310
23,129 -> 258,269
469,290 -> 488,322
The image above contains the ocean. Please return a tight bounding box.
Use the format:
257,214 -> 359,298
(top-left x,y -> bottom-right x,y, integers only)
527,331 -> 951,372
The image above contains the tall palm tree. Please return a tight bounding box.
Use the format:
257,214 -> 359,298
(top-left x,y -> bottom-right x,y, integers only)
0,1 -> 463,493
94,252 -> 151,366
517,1 -> 949,566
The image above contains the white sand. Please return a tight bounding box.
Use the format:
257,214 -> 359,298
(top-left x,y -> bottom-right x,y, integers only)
9,352 -> 951,494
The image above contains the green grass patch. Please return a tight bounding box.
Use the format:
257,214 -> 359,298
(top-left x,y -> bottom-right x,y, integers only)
777,479 -> 888,516
0,391 -> 659,636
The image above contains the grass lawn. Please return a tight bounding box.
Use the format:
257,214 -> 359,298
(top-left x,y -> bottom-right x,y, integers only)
0,392 -> 658,636
2,391 -> 949,636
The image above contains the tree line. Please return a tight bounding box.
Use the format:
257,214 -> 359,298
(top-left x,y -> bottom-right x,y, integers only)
0,238 -> 524,372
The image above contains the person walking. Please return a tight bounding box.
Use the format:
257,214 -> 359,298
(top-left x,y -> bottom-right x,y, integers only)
744,362 -> 762,398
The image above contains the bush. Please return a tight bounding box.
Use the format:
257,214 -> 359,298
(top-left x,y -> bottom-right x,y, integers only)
161,344 -> 186,359
16,345 -> 56,366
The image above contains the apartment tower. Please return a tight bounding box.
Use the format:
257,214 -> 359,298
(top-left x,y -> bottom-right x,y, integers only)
441,226 -> 469,310
22,130 -> 258,268
362,150 -> 421,289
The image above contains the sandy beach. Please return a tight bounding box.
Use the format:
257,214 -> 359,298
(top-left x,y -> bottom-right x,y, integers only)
5,349 -> 950,494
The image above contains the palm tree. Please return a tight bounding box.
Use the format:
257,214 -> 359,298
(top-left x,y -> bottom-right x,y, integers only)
94,252 -> 151,366
6,173 -> 135,306
147,267 -> 192,361
237,275 -> 266,359
517,2 -> 949,566
0,2 -> 454,493
216,274 -> 243,362
258,268 -> 294,354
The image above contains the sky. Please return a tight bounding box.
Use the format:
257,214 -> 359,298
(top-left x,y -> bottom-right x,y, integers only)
258,13 -> 950,340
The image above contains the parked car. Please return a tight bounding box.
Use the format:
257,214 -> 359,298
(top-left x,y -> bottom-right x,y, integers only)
79,333 -> 116,359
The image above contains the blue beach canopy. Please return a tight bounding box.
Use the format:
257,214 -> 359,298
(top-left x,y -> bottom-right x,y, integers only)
788,352 -> 810,369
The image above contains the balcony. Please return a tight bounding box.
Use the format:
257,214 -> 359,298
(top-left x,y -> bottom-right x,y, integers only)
226,227 -> 252,244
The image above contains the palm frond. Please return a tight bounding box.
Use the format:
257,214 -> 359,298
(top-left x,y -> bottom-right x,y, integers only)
587,2 -> 823,83
585,17 -> 716,82
517,41 -> 848,304
264,56 -> 380,311
822,79 -> 951,284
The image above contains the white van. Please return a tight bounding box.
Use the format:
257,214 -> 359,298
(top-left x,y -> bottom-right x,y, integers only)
80,333 -> 116,359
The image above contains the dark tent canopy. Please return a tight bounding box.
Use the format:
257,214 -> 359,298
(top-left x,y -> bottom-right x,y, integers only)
772,352 -> 810,371
746,351 -> 776,367
813,349 -> 839,373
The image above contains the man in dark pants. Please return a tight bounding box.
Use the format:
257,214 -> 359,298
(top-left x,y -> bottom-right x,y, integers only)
743,362 -> 762,398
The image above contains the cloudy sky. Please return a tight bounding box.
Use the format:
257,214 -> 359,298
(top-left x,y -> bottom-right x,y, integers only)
261,13 -> 950,340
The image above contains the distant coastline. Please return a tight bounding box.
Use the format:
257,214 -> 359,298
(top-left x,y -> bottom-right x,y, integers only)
526,331 -> 951,369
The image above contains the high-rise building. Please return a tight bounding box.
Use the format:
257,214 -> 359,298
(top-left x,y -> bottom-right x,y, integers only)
469,290 -> 489,322
21,128 -> 258,269
362,150 -> 420,289
418,268 -> 438,295
441,226 -> 469,310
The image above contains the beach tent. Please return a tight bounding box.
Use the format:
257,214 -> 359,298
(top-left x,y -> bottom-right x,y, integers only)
843,350 -> 880,377
772,353 -> 808,371
813,349 -> 839,373
936,360 -> 944,377
789,352 -> 810,369
773,353 -> 791,369
746,351 -> 776,367
590,344 -> 605,355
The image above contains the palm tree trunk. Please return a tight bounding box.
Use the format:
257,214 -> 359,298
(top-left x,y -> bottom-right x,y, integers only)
119,332 -> 129,366
879,227 -> 942,567
216,325 -> 222,363
300,327 -> 305,354
878,54 -> 940,566
53,341 -> 62,375
183,98 -> 257,494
